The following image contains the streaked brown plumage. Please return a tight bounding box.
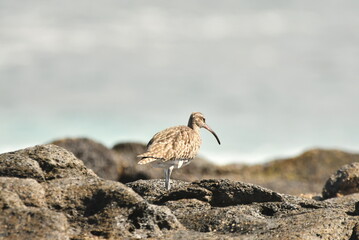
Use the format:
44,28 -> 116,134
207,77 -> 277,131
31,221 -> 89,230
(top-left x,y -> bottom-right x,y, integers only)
138,112 -> 220,190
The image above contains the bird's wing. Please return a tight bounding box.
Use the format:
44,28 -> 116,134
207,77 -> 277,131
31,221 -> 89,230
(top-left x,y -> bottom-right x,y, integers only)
137,126 -> 199,161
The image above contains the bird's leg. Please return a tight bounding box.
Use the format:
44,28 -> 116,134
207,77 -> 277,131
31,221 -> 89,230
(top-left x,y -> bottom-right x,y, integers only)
164,166 -> 174,190
164,168 -> 168,188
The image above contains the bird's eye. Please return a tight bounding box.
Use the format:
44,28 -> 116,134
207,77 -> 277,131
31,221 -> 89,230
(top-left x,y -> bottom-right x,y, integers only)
203,117 -> 206,122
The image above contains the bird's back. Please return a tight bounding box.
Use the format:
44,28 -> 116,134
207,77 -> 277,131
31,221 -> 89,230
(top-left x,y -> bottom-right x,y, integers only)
138,125 -> 201,163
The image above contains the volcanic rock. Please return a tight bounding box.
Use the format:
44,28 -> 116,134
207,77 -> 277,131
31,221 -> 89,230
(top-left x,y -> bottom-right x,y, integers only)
0,144 -> 97,181
0,145 -> 182,239
322,162 -> 359,199
52,138 -> 119,181
112,142 -> 153,182
223,148 -> 359,195
1,144 -> 358,239
128,179 -> 359,240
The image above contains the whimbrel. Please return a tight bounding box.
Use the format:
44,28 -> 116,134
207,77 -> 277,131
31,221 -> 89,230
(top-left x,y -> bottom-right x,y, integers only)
137,112 -> 220,190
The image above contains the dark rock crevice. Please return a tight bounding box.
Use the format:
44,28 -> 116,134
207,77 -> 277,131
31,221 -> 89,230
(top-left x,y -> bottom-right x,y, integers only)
349,223 -> 359,240
154,187 -> 213,205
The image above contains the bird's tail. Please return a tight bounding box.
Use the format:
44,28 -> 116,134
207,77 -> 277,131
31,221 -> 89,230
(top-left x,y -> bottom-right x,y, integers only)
137,154 -> 158,165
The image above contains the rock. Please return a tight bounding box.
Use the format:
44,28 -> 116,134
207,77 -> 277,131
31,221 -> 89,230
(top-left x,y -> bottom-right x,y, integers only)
52,138 -> 119,181
44,177 -> 182,238
0,189 -> 26,210
221,149 -> 359,195
128,179 -> 283,206
0,144 -> 97,181
196,179 -> 284,206
0,148 -> 45,180
0,145 -> 183,239
322,162 -> 359,199
127,179 -> 212,204
113,142 -> 147,159
112,142 -> 153,183
0,177 -> 47,208
0,208 -> 70,240
0,175 -> 70,239
351,223 -> 359,240
170,156 -> 220,182
127,178 -> 358,239
1,144 -> 358,239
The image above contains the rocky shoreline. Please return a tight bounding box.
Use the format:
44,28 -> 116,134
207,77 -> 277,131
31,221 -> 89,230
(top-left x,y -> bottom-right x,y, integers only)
0,140 -> 359,239
52,138 -> 359,196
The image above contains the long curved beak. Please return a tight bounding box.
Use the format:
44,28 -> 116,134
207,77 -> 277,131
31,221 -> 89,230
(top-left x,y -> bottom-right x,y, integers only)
203,124 -> 221,145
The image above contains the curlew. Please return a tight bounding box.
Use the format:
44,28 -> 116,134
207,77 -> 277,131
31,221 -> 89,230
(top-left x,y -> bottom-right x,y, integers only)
137,112 -> 220,190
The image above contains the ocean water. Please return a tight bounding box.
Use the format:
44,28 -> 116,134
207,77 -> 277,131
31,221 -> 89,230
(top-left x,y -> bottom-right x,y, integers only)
1,1 -> 359,164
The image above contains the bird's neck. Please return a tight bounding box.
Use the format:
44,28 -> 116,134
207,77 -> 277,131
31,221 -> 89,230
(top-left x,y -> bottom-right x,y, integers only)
187,120 -> 200,132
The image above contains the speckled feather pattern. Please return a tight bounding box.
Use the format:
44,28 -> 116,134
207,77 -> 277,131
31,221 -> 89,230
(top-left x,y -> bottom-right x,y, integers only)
138,112 -> 219,190
138,125 -> 201,164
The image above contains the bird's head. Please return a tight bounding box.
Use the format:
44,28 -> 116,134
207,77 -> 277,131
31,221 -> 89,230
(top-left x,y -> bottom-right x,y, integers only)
188,112 -> 221,145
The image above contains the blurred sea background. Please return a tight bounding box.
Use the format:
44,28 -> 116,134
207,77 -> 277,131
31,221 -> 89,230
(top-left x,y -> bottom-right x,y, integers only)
1,1 -> 359,164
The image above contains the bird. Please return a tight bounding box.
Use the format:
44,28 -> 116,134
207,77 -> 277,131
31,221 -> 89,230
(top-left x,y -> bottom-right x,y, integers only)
137,112 -> 221,190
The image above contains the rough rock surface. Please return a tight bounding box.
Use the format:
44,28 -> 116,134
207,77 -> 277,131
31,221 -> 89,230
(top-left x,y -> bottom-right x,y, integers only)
112,142 -> 153,183
0,145 -> 182,239
1,144 -> 358,239
52,138 -> 119,181
219,149 -> 359,195
0,144 -> 97,181
127,179 -> 283,206
128,179 -> 359,240
322,162 -> 359,199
